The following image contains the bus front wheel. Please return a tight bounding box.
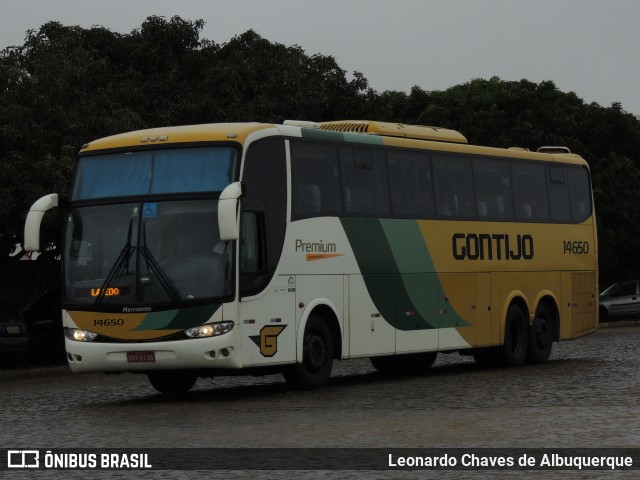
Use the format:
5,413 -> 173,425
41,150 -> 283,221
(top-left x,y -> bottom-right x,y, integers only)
283,314 -> 333,389
148,371 -> 197,394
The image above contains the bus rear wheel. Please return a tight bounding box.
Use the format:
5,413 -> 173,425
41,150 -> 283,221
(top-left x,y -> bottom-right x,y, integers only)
501,304 -> 528,367
148,371 -> 197,394
283,314 -> 333,389
526,303 -> 554,364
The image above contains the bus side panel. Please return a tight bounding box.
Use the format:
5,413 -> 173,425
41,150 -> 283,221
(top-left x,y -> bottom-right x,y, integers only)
239,275 -> 297,367
295,274 -> 345,354
560,271 -> 597,339
394,273 -> 439,353
475,273 -> 493,347
348,274 -> 395,357
437,273 -> 475,349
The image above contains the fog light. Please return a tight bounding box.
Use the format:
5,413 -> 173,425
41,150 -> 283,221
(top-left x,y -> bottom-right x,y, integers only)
185,321 -> 234,338
65,328 -> 98,342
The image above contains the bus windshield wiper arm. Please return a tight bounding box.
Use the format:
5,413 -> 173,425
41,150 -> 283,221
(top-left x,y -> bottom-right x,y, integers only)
94,219 -> 135,307
139,223 -> 182,305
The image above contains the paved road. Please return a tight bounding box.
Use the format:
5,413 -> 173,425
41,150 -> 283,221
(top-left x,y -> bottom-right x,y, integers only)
1,325 -> 639,479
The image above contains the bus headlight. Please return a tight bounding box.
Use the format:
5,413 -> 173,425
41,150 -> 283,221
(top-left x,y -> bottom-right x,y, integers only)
185,321 -> 234,338
65,328 -> 98,342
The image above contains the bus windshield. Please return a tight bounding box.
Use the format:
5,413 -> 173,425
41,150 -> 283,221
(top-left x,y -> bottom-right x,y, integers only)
64,146 -> 238,308
64,199 -> 233,307
72,147 -> 237,200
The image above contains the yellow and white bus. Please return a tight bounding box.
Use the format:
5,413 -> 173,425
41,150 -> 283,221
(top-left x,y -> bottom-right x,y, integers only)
24,120 -> 597,393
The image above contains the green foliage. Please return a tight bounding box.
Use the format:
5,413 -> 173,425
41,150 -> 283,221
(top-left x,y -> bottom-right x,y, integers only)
1,16 -> 640,285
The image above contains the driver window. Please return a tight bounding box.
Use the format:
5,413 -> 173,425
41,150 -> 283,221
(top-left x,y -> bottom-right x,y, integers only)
240,212 -> 267,297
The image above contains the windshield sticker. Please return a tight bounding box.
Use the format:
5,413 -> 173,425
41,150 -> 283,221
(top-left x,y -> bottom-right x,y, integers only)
142,203 -> 157,218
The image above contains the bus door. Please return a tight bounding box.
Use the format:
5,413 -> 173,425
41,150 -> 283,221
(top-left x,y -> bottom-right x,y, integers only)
237,211 -> 296,366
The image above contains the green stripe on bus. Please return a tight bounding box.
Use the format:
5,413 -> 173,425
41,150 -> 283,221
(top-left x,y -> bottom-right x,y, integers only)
134,304 -> 220,331
166,304 -> 220,329
132,310 -> 179,330
341,217 -> 469,330
341,217 -> 432,330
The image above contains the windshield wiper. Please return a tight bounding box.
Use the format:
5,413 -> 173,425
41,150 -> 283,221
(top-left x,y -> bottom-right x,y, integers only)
94,218 -> 135,307
139,223 -> 182,304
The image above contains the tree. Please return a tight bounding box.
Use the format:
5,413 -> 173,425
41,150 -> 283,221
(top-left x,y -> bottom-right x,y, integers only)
2,18 -> 640,284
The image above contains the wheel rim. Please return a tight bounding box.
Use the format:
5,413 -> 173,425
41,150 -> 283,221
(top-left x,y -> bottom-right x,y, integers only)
532,317 -> 550,350
304,333 -> 326,373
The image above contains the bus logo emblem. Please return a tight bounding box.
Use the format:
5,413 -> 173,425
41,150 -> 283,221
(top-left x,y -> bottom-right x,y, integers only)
250,325 -> 287,357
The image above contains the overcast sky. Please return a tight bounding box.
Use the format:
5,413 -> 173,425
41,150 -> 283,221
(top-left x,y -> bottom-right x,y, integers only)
2,0 -> 639,117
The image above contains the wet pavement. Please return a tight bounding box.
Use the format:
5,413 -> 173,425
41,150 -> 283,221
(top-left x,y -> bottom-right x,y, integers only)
1,324 -> 639,479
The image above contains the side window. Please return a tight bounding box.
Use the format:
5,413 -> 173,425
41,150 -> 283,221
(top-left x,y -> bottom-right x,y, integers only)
241,138 -> 287,295
433,154 -> 475,218
548,166 -> 572,223
340,147 -> 390,216
512,162 -> 549,221
473,158 -> 513,220
611,281 -> 638,297
567,167 -> 592,223
291,141 -> 342,219
239,212 -> 267,297
387,150 -> 434,217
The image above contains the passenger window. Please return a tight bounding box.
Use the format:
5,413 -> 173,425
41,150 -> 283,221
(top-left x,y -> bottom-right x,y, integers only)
548,166 -> 572,223
291,141 -> 342,219
341,147 -> 390,216
512,163 -> 549,221
387,150 -> 434,217
473,158 -> 513,220
433,154 -> 474,218
567,167 -> 592,223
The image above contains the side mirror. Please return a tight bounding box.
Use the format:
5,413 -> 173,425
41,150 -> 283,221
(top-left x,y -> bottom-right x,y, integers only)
218,182 -> 245,241
24,193 -> 59,252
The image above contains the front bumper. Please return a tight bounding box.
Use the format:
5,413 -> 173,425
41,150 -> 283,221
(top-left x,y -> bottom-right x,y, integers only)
65,328 -> 242,373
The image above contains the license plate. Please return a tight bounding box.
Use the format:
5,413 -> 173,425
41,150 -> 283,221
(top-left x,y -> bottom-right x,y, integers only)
6,326 -> 21,335
127,351 -> 155,363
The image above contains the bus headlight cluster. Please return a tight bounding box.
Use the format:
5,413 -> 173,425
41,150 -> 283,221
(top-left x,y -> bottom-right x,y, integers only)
65,328 -> 99,342
185,321 -> 234,338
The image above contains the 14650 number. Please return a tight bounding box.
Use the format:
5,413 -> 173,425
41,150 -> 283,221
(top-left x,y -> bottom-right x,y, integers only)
93,318 -> 125,327
563,241 -> 589,255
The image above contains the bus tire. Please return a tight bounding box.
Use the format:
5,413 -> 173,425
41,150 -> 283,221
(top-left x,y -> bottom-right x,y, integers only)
526,303 -> 554,364
283,314 -> 333,389
501,304 -> 528,367
148,371 -> 197,394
